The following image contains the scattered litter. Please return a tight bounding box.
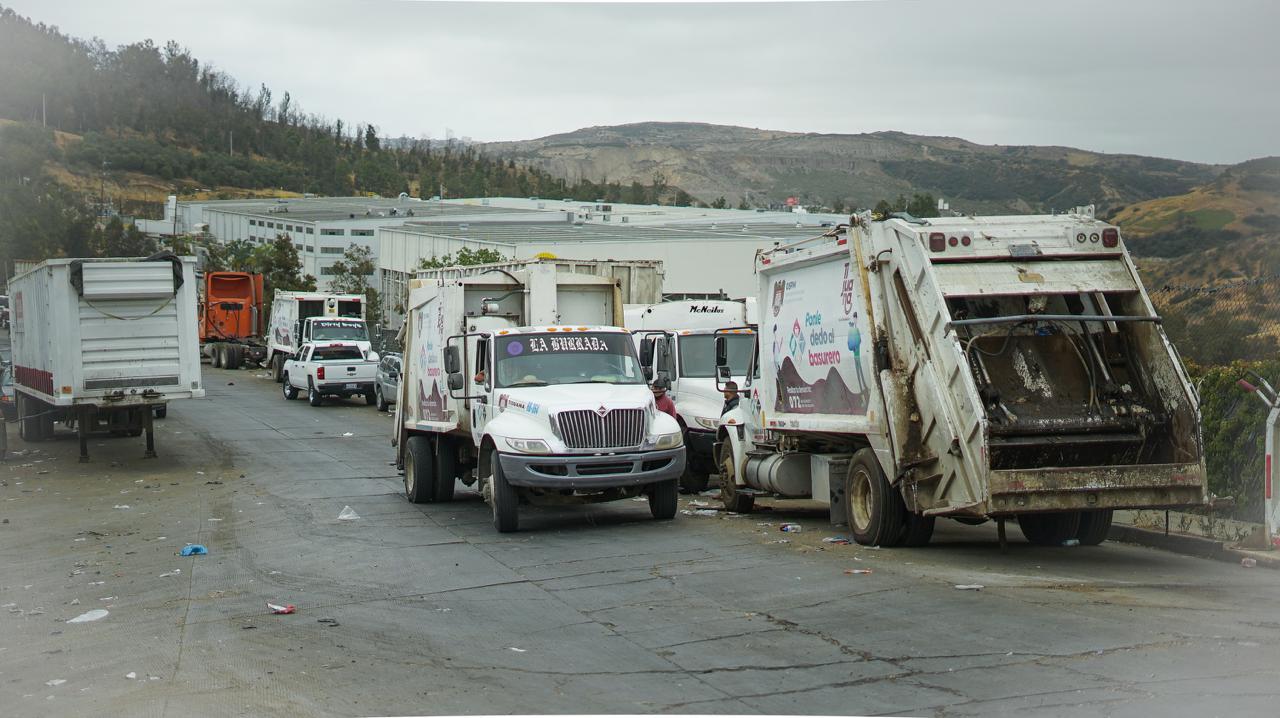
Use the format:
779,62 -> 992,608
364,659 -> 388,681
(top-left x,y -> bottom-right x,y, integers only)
342,432 -> 354,437
112,505 -> 131,510
45,679 -> 66,687
822,536 -> 851,545
159,569 -> 182,578
954,584 -> 985,591
227,381 -> 235,386
205,481 -> 223,485
74,538 -> 86,542
508,647 -> 527,653
844,568 -> 873,575
99,596 -> 116,602
69,599 -> 80,606
780,523 -> 802,533
435,608 -> 452,613
179,544 -> 208,557
631,496 -> 648,502
241,625 -> 256,630
337,506 -> 360,521
1061,538 -> 1080,547
698,489 -> 721,497
1241,557 -> 1258,568
768,539 -> 791,544
688,500 -> 710,507
317,618 -> 340,627
756,522 -> 774,527
207,518 -> 223,522
125,672 -> 136,680
67,609 -> 109,623
267,602 -> 296,615
269,570 -> 282,575
691,509 -> 718,516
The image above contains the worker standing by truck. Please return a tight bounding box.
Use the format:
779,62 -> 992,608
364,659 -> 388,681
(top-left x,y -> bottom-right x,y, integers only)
651,377 -> 677,419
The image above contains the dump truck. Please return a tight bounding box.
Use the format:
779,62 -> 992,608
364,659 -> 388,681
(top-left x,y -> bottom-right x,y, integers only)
713,206 -> 1207,547
7,255 -> 204,460
266,290 -> 367,380
394,258 -> 685,533
200,271 -> 266,370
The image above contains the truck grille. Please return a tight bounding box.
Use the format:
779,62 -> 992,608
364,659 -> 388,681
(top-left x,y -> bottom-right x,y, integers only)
556,408 -> 645,450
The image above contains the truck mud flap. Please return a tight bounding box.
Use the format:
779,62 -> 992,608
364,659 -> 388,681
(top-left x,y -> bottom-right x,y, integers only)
988,462 -> 1206,514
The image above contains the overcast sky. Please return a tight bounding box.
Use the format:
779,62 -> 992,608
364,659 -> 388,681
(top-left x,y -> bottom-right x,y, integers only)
6,0 -> 1277,164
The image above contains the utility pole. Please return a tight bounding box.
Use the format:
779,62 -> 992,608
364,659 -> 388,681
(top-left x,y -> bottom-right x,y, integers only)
229,130 -> 234,156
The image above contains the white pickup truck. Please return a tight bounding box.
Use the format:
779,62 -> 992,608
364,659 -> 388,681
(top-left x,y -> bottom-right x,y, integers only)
281,342 -> 379,407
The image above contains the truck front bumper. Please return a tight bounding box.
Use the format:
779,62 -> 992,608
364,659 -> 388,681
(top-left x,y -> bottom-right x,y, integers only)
499,447 -> 686,491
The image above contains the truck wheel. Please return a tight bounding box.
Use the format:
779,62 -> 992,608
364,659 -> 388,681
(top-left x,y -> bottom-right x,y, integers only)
282,374 -> 299,400
272,354 -> 284,383
307,380 -> 324,407
375,385 -> 389,412
648,480 -> 678,520
716,442 -> 754,513
434,436 -> 456,502
680,457 -> 710,494
1018,512 -> 1083,546
226,345 -> 243,370
211,344 -> 224,368
1074,509 -> 1113,546
364,389 -> 377,406
404,434 -> 438,504
490,448 -> 519,533
19,395 -> 41,442
900,513 -> 935,547
845,448 -> 904,547
153,404 -> 168,419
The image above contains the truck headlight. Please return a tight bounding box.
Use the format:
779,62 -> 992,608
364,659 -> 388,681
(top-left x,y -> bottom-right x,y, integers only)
505,437 -> 551,454
694,416 -> 719,430
654,432 -> 683,450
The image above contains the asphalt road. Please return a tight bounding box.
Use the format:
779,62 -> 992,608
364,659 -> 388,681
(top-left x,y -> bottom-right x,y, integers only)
1,367 -> 1278,717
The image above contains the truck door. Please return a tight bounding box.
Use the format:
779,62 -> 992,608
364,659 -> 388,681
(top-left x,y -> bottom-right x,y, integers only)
470,337 -> 492,447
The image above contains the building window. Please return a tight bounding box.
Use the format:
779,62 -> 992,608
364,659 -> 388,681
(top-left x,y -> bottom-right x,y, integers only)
320,266 -> 339,275
249,219 -> 257,226
295,243 -> 303,250
321,246 -> 344,254
306,227 -> 314,234
321,228 -> 345,236
306,246 -> 315,253
351,229 -> 374,237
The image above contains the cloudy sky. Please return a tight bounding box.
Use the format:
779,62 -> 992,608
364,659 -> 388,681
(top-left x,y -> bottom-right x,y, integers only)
6,0 -> 1277,164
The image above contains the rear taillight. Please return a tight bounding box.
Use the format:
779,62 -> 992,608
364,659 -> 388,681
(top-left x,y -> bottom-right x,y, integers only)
948,236 -> 959,247
1102,228 -> 1119,248
929,232 -> 946,252
317,366 -> 326,380
960,235 -> 971,247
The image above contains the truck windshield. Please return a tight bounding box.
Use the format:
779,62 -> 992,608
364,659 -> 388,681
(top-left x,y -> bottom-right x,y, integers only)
495,333 -> 644,387
312,320 -> 368,341
679,334 -> 755,378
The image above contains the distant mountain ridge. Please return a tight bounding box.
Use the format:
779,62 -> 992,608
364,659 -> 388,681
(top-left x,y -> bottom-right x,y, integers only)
483,121 -> 1224,213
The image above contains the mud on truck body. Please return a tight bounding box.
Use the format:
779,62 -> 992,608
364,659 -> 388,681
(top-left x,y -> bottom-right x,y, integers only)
715,206 -> 1206,547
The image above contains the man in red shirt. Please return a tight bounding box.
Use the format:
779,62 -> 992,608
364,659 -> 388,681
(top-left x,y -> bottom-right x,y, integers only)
651,377 -> 677,419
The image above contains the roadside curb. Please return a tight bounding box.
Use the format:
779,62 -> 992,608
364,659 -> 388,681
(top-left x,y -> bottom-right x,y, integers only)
1109,524 -> 1280,569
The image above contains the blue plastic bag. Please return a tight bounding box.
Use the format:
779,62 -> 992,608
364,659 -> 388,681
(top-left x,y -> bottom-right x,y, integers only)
180,544 -> 208,556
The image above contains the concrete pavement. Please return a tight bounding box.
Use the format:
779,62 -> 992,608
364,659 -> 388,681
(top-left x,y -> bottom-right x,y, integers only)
1,368 -> 1278,717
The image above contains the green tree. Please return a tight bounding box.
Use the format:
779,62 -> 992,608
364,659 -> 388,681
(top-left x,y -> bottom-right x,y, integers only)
254,234 -> 315,317
92,216 -> 156,256
710,196 -> 728,209
873,199 -> 894,217
737,198 -> 751,210
327,243 -> 381,325
417,246 -> 507,270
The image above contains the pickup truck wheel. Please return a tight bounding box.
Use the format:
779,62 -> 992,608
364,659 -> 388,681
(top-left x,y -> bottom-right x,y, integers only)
434,437 -> 457,502
900,512 -> 935,547
717,448 -> 754,513
490,448 -> 519,533
1074,509 -> 1113,546
375,385 -> 389,412
648,480 -> 678,520
404,435 -> 438,504
1018,511 -> 1083,546
307,380 -> 324,407
272,354 -> 284,383
845,448 -> 904,547
364,389 -> 377,406
282,374 -> 298,400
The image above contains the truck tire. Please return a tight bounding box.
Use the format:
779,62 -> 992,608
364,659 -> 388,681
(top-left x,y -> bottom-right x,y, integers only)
404,434 -> 437,504
375,385 -> 389,412
364,389 -> 377,407
648,480 -> 678,520
211,344 -> 224,368
1074,509 -> 1113,546
490,448 -> 519,533
1018,511 -> 1083,546
154,404 -> 168,419
845,448 -> 904,547
226,345 -> 243,370
19,395 -> 45,442
307,380 -> 324,407
716,440 -> 754,513
900,512 -> 935,547
434,436 -> 456,502
272,354 -> 284,383
282,374 -> 299,400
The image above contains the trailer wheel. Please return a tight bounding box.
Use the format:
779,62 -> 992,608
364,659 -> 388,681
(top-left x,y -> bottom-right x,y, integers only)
900,513 -> 935,547
282,374 -> 299,400
490,447 -> 519,533
404,434 -> 437,504
1017,511 -> 1083,546
434,436 -> 456,502
375,385 -> 389,412
845,448 -> 904,547
18,395 -> 44,442
715,440 -> 754,513
307,380 -> 324,407
210,344 -> 224,368
153,405 -> 168,419
648,479 -> 678,520
272,354 -> 284,383
1074,509 -> 1113,546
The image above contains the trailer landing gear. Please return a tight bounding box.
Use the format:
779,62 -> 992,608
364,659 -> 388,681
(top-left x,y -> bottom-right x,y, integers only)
144,408 -> 157,459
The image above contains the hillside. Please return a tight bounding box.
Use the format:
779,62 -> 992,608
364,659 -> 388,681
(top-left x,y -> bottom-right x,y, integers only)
483,121 -> 1223,213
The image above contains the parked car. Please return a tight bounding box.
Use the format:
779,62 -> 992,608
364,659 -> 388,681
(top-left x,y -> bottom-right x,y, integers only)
374,353 -> 401,412
281,341 -> 378,407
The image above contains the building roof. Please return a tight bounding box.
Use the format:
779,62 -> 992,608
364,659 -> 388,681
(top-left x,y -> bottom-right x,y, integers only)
383,220 -> 828,245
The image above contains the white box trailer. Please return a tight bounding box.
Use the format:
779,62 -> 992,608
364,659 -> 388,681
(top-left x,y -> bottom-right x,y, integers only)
714,207 -> 1207,548
266,290 -> 367,379
395,259 -> 686,533
416,258 -> 664,308
8,256 -> 204,460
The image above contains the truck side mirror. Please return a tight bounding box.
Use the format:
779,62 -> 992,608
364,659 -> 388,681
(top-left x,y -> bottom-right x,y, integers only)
639,338 -> 654,366
714,335 -> 728,368
717,365 -> 732,380
447,372 -> 465,391
444,345 -> 461,374
642,366 -> 653,381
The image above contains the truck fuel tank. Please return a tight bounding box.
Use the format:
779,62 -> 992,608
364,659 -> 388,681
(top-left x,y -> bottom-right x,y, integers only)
745,453 -> 812,496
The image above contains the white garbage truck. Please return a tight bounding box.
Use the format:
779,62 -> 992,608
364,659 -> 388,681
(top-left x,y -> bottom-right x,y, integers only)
266,290 -> 368,380
7,255 -> 204,460
627,299 -> 758,491
394,258 -> 685,532
713,207 -> 1207,547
